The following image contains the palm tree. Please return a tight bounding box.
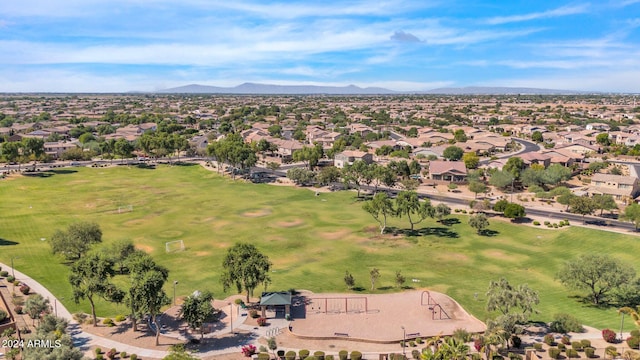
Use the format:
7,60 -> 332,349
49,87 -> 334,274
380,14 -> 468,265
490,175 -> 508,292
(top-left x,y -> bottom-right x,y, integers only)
439,337 -> 470,360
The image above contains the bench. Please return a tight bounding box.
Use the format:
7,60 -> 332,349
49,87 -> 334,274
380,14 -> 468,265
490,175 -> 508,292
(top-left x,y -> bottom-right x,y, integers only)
334,332 -> 349,337
407,332 -> 421,338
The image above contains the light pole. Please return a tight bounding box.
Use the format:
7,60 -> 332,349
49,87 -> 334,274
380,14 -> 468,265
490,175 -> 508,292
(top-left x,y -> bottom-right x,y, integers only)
401,326 -> 406,357
173,280 -> 178,306
10,256 -> 19,279
621,312 -> 626,341
229,302 -> 233,334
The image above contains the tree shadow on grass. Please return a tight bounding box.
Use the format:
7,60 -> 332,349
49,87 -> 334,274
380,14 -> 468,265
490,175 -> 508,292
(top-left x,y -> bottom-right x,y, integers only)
135,163 -> 156,170
479,229 -> 499,237
0,238 -> 19,246
173,162 -> 198,167
352,286 -> 366,292
568,295 -> 612,309
377,286 -> 394,291
21,169 -> 78,178
439,218 -> 461,226
48,169 -> 78,175
415,227 -> 459,238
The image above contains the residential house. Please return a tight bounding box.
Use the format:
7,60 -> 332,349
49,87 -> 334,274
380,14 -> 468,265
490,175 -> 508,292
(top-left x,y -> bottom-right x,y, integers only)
587,173 -> 640,203
273,139 -> 304,162
334,150 -> 373,168
44,141 -> 79,159
427,160 -> 467,183
519,152 -> 551,168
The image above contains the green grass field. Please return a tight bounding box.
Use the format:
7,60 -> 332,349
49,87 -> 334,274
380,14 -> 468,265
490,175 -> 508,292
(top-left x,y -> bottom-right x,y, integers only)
0,164 -> 638,330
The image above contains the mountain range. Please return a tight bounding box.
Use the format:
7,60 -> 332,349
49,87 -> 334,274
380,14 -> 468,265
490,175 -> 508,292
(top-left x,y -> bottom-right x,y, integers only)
156,83 -> 591,95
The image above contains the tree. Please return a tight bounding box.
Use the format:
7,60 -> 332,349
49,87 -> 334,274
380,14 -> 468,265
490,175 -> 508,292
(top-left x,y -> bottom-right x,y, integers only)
443,146 -> 464,161
21,137 -> 45,170
395,270 -> 406,289
486,278 -> 539,338
542,164 -> 572,186
286,167 -> 316,186
317,166 -> 341,185
596,133 -> 611,146
489,170 -> 514,190
24,293 -> 50,326
50,221 -> 103,261
137,267 -> 171,345
362,192 -> 394,234
266,161 -> 281,174
469,213 -> 490,234
369,268 -> 380,291
558,254 -> 636,305
114,138 -> 134,163
493,199 -> 509,212
433,203 -> 452,223
592,194 -> 618,216
623,203 -> 640,230
557,192 -> 577,211
125,250 -> 165,333
221,243 -> 272,303
22,315 -> 84,360
503,203 -> 526,220
569,196 -> 597,222
69,253 -> 122,327
342,160 -> 369,197
395,191 -> 433,231
180,290 -> 215,340
344,271 -> 355,290
163,344 -> 199,360
454,129 -> 467,142
531,131 -> 544,143
1,141 -> 21,165
521,167 -> 545,188
503,157 -> 525,179
462,152 -> 480,169
468,181 -> 487,199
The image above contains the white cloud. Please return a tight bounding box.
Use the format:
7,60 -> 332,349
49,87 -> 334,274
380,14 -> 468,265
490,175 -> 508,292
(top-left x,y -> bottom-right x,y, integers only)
483,4 -> 589,25
484,70 -> 640,93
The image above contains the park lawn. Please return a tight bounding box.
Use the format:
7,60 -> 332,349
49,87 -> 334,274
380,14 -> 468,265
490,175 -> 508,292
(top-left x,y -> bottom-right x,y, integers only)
0,164 -> 638,331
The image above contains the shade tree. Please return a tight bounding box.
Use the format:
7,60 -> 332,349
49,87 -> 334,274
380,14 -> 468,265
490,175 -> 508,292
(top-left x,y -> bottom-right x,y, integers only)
180,291 -> 215,340
50,221 -> 103,261
395,191 -> 434,231
363,192 -> 395,234
221,243 -> 272,303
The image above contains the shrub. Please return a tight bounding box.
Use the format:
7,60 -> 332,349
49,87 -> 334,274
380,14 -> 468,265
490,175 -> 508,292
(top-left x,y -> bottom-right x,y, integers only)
550,313 -> 584,334
544,221 -> 551,226
511,335 -> 522,348
120,351 -> 127,358
411,349 -> 421,359
130,354 -> 137,360
115,315 -> 126,322
400,340 -> 405,347
533,343 -> 543,351
566,348 -> 579,358
409,340 -> 416,347
299,349 -> 310,359
257,317 -> 267,326
259,345 -> 267,353
416,337 -> 423,344
249,309 -> 259,318
557,343 -> 565,351
453,328 -> 472,342
632,330 -> 640,337
95,347 -> 102,355
285,351 -> 297,360
13,280 -> 19,286
241,344 -> 256,357
14,305 -> 22,314
571,341 -> 583,351
580,339 -> 591,348
0,309 -> 7,322
350,351 -> 362,360
0,270 -> 8,277
544,334 -> 555,346
96,354 -> 104,360
338,350 -> 348,360
508,352 -> 522,360
474,337 -> 484,351
314,351 -> 325,360
234,298 -> 244,305
6,275 -> 15,283
561,335 -> 571,345
584,347 -> 595,358
106,348 -> 117,359
627,336 -> 640,349
325,356 -> 334,360
257,353 -> 270,360
471,354 -> 482,360
605,345 -> 618,357
533,221 -> 540,225
102,318 -> 114,326
548,347 -> 561,359
19,284 -> 30,295
602,328 -> 617,343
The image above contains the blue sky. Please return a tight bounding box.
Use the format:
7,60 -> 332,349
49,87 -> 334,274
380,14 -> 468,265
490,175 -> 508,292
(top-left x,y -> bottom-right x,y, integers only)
1,0 -> 639,92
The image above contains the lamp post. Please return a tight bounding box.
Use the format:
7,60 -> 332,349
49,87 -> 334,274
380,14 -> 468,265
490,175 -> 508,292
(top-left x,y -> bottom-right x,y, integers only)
229,302 -> 233,334
173,280 -> 178,306
10,256 -> 19,279
401,326 -> 406,357
621,312 -> 626,341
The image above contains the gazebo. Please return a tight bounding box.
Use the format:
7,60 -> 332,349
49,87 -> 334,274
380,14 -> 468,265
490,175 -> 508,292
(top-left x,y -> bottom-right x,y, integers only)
260,291 -> 292,318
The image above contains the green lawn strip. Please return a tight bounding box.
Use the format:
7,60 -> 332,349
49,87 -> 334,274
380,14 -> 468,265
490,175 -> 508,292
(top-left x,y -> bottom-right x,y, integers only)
0,165 -> 637,331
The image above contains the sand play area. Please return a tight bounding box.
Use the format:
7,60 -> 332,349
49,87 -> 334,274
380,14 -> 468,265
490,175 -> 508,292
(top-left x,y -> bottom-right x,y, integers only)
288,290 -> 486,343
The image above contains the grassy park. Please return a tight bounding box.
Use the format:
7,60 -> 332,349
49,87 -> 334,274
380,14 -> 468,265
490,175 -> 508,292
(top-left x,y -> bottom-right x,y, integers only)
0,163 -> 638,330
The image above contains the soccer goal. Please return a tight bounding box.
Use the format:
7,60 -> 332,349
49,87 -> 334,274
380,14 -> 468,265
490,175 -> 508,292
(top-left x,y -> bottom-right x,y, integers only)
118,204 -> 133,214
165,240 -> 185,253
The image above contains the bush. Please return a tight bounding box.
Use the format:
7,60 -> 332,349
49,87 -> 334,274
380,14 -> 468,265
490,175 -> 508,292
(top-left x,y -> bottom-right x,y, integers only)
234,298 -> 244,305
130,354 -> 137,360
416,337 -> 423,344
508,352 -> 522,360
411,349 -> 421,359
106,348 -> 117,359
533,221 -> 540,225
580,339 -> 591,348
249,309 -> 259,318
584,347 -> 595,358
6,275 -> 15,283
627,336 -> 640,349
557,343 -> 565,351
548,347 -> 561,359
285,351 -> 297,360
338,350 -> 348,360
325,356 -> 334,360
533,343 -> 543,351
14,305 -> 22,314
115,315 -> 126,322
544,221 -> 551,226
314,351 -> 325,360
409,340 -> 416,347
561,335 -> 571,345
102,318 -> 114,326
571,341 -> 583,351
241,344 -> 256,357
257,317 -> 267,326
544,334 -> 555,346
453,328 -> 472,342
0,309 -> 7,322
259,345 -> 267,353
95,347 -> 102,355
605,345 -> 618,357
550,313 -> 584,334
19,284 -> 30,295
511,335 -> 522,348
350,351 -> 362,360
602,328 -> 617,343
566,348 -> 579,358
257,353 -> 270,360
632,330 -> 640,337
299,349 -> 310,359
120,351 -> 127,358
96,354 -> 104,360
0,270 -> 8,277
